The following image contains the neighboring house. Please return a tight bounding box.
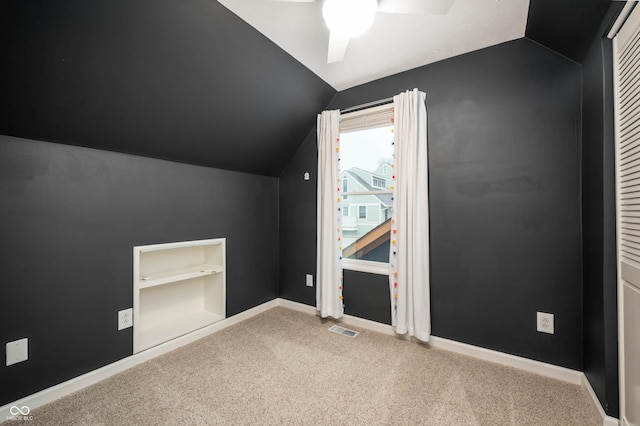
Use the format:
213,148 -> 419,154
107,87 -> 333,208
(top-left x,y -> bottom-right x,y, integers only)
340,162 -> 394,252
342,218 -> 391,263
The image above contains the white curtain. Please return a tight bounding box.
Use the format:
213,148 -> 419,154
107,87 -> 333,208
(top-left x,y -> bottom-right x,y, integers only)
316,110 -> 344,319
389,89 -> 430,341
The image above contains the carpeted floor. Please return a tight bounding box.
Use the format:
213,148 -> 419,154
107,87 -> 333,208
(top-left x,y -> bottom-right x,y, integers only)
18,307 -> 600,425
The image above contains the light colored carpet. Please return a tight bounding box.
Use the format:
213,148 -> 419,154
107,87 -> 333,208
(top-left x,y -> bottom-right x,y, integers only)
19,307 -> 600,425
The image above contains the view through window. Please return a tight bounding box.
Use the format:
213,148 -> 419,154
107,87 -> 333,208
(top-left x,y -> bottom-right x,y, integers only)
340,124 -> 394,263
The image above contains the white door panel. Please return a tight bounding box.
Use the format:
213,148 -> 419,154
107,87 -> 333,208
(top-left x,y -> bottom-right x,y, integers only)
623,282 -> 640,425
615,4 -> 640,424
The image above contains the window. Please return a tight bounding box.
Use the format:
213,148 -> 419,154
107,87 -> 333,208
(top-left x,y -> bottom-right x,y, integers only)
372,177 -> 386,188
343,206 -> 349,216
339,103 -> 394,269
358,205 -> 367,219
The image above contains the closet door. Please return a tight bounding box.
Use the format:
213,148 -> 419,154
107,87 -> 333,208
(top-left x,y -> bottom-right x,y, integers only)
614,5 -> 640,425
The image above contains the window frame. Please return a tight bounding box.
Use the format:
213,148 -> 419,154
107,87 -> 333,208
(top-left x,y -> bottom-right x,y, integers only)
358,205 -> 367,219
339,103 -> 394,275
342,258 -> 390,275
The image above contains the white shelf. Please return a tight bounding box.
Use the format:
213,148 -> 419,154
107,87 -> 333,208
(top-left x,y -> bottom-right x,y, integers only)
133,238 -> 226,353
138,264 -> 223,289
137,310 -> 225,352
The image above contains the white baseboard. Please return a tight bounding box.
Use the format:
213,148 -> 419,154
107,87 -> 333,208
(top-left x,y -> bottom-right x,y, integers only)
0,299 -> 279,420
279,299 -> 582,383
278,298 -> 616,426
1,297 -> 619,426
279,298 -> 397,335
581,373 -> 620,426
277,298 -> 318,315
429,336 -> 583,384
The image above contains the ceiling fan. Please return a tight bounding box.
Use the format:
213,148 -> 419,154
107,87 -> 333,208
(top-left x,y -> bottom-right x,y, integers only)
273,0 -> 455,63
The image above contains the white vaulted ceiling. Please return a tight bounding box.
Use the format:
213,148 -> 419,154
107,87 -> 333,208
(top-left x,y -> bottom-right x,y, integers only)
217,0 -> 530,91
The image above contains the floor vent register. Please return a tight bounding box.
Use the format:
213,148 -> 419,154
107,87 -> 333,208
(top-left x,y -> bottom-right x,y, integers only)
328,325 -> 359,338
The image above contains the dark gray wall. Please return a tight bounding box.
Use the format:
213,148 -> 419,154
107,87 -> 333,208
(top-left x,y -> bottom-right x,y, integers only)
0,0 -> 335,177
581,4 -> 620,418
0,135 -> 279,405
0,0 -> 614,179
526,0 -> 612,63
280,38 -> 584,369
342,271 -> 391,325
0,0 -> 621,410
278,128 -> 318,305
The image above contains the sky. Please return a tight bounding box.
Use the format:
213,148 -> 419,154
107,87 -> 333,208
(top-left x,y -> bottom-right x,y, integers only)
339,125 -> 394,173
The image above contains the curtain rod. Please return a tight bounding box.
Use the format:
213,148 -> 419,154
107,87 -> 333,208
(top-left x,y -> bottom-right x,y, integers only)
340,97 -> 393,115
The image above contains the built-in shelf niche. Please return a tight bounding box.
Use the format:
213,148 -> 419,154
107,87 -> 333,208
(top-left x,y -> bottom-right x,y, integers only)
133,238 -> 226,353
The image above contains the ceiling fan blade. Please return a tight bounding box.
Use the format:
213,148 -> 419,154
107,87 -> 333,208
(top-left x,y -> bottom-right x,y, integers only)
327,31 -> 350,63
377,0 -> 454,15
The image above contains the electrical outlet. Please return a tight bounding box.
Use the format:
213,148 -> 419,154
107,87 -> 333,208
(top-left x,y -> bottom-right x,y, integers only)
6,338 -> 28,366
536,312 -> 554,334
118,308 -> 133,330
306,274 -> 313,287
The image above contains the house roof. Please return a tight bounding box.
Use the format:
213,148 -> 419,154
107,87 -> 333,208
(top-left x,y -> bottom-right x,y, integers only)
343,218 -> 391,260
0,0 -> 615,176
344,170 -> 393,207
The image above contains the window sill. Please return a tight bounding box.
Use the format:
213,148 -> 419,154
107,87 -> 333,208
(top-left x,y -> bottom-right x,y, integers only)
342,259 -> 389,275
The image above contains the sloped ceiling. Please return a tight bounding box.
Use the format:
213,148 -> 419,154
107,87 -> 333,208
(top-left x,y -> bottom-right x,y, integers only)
217,0 -> 530,91
526,0 -> 620,63
0,0 -> 336,177
0,0 -> 617,177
